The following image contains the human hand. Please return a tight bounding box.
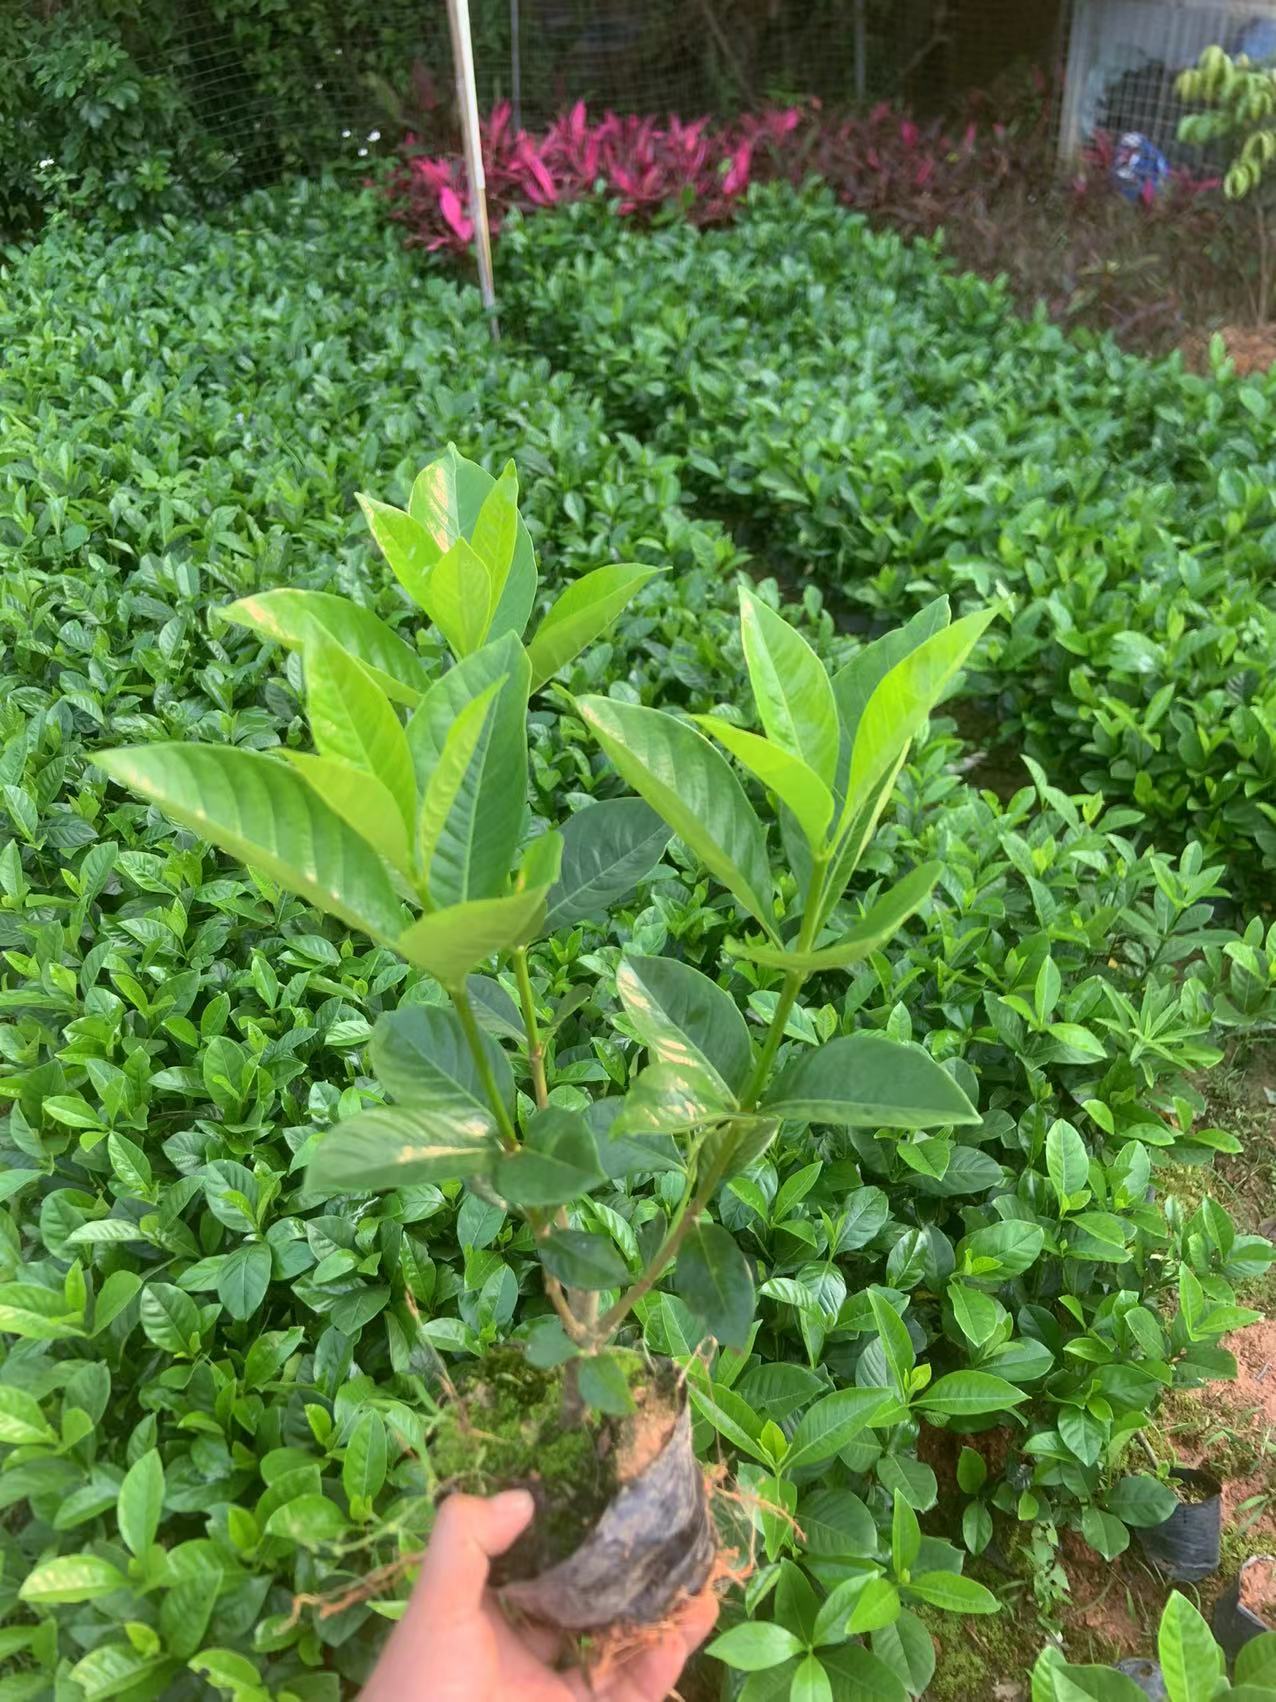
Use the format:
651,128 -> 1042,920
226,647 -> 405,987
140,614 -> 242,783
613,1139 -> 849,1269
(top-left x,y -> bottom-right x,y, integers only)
360,1490 -> 719,1702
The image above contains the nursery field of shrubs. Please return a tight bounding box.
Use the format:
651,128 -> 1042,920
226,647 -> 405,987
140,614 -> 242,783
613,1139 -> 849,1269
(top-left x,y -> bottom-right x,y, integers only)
2,176 -> 1276,1698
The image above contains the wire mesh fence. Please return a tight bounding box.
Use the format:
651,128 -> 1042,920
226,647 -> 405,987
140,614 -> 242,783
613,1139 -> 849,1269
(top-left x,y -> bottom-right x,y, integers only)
124,0 -> 1067,193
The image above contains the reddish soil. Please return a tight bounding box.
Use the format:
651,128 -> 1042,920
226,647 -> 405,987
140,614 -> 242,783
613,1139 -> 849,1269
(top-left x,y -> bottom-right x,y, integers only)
615,1382 -> 679,1482
1174,1318 -> 1276,1556
1240,1556 -> 1276,1619
1179,323 -> 1276,376
1059,1529 -> 1165,1657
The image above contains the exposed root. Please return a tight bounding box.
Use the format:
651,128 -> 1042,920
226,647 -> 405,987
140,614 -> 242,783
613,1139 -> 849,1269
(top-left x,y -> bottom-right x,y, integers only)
286,1550 -> 424,1628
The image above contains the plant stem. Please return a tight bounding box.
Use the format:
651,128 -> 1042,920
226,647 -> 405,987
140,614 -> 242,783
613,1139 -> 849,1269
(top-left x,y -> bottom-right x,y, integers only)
739,967 -> 803,1110
512,946 -> 549,1110
450,982 -> 519,1151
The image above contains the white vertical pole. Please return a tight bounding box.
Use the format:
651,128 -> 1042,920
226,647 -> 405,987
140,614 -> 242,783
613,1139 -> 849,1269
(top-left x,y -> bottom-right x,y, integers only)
447,0 -> 499,336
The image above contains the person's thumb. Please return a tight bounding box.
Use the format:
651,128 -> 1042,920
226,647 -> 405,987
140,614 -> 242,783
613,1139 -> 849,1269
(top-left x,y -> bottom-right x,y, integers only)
417,1489 -> 536,1609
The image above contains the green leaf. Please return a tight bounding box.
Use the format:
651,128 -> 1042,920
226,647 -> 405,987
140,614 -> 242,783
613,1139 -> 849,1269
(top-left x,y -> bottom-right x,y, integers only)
1104,1475 -> 1178,1529
729,862 -> 941,972
527,564 -> 663,691
892,1494 -> 921,1575
0,1282 -> 83,1341
577,696 -> 774,930
408,444 -> 537,642
117,1448 -> 164,1556
357,493 -> 439,608
831,598 -> 951,799
739,586 -> 838,787
616,953 -> 752,1099
139,1283 -> 201,1356
223,588 -> 428,705
905,1572 -> 1000,1614
869,1290 -> 915,1402
1036,1663 -> 1149,1702
303,636 -> 415,834
343,1410 -> 388,1511
406,633 -> 530,871
963,1501 -> 993,1555
825,1642 -> 911,1702
949,1282 -> 1000,1347
372,1004 -> 512,1121
576,1353 -> 637,1417
417,676 -> 515,905
764,1035 -> 978,1128
307,1104 -> 499,1194
1059,1406 -> 1105,1467
0,1387 -> 55,1446
421,535 -> 497,659
614,1059 -> 736,1136
791,1654 -> 833,1702
694,715 -> 834,851
785,1387 -> 897,1471
1158,1590 -> 1223,1702
494,1108 -> 602,1207
282,753 -> 413,876
845,607 -> 998,814
707,1622 -> 804,1672
1079,1506 -> 1129,1561
957,1222 -> 1046,1281
956,1447 -> 987,1494
396,884 -> 553,985
1046,1119 -> 1089,1205
850,1577 -> 902,1634
797,1488 -> 878,1558
688,1382 -> 768,1462
1236,1633 -> 1276,1688
19,1554 -> 127,1605
264,1493 -> 349,1548
871,1610 -> 936,1698
913,1372 -> 1029,1418
217,1243 -> 272,1320
95,745 -> 405,944
544,799 -> 670,931
675,1222 -> 755,1348
470,461 -> 520,603
538,1230 -> 627,1290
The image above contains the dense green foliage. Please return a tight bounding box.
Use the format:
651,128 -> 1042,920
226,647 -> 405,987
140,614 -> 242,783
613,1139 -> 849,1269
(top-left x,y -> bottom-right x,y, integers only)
1,179 -> 1274,1697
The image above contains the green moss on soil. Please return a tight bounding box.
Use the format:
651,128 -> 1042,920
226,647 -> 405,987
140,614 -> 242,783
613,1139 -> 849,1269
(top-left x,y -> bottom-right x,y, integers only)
427,1346 -> 662,1581
917,1598 -> 1044,1699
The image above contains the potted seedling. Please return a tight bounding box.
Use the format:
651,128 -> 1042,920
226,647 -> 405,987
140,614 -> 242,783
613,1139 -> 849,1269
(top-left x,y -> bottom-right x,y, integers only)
97,446 -> 995,1642
1034,1591 -> 1276,1701
1215,1555 -> 1276,1661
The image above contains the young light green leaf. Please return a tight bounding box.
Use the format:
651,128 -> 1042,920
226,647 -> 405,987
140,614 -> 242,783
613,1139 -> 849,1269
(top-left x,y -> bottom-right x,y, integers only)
223,588 -> 428,704
0,1387 -> 55,1445
791,1654 -> 834,1702
343,1411 -> 388,1512
303,635 -> 415,835
357,493 -> 439,609
675,1222 -> 755,1348
869,1289 -> 916,1402
396,885 -> 553,986
408,444 -> 537,641
95,745 -> 405,944
527,564 -> 663,691
616,954 -> 752,1099
117,1448 -> 164,1556
948,1283 -> 1001,1347
469,461 -> 519,601
307,1105 -> 499,1195
738,586 -> 838,786
1158,1591 -> 1223,1702
1046,1119 -> 1089,1205
693,715 -> 834,851
845,607 -> 998,815
577,696 -> 774,930
421,535 -> 496,660
282,753 -> 413,877
892,1494 -> 921,1575
544,799 -> 670,930
728,861 -> 941,972
905,1572 -> 1000,1614
417,677 -> 508,905
913,1372 -> 1029,1418
19,1555 -> 127,1605
764,1035 -> 978,1128
706,1622 -> 804,1672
